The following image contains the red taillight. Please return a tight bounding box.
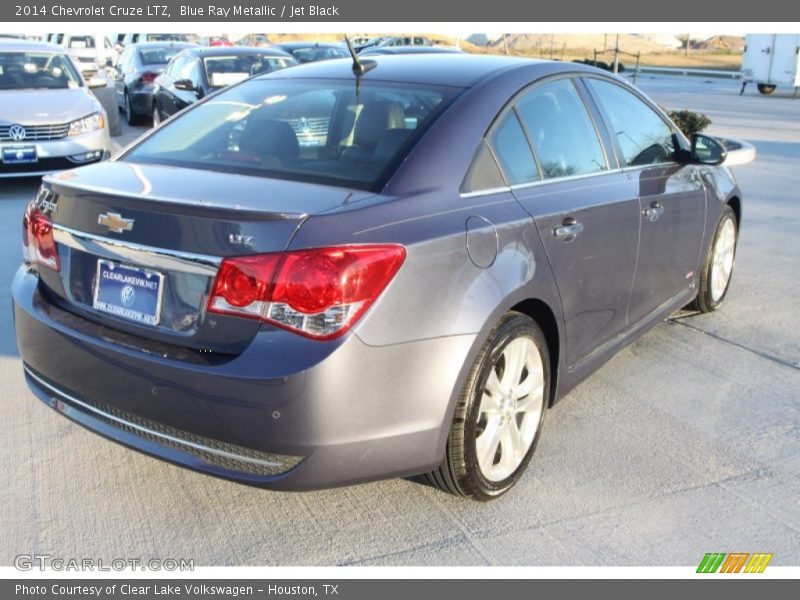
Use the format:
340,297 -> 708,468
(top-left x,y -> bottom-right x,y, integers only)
22,202 -> 60,272
207,245 -> 406,340
140,71 -> 158,83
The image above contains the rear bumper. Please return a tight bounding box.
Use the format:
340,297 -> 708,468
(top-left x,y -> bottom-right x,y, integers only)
13,266 -> 473,490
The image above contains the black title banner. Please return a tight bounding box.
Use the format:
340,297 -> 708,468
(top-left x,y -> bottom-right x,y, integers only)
2,0 -> 798,22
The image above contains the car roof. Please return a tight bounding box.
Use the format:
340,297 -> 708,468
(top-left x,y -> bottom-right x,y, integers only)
130,41 -> 196,49
257,54 -> 553,88
360,46 -> 463,55
185,46 -> 292,58
0,38 -> 64,53
275,41 -> 344,49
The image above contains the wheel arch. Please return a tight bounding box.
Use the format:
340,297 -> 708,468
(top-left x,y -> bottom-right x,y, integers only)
508,298 -> 561,407
727,194 -> 742,226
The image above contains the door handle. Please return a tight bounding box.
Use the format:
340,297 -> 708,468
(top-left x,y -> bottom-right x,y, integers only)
553,217 -> 583,242
643,202 -> 665,222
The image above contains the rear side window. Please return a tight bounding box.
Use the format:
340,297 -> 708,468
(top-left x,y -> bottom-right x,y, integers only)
516,78 -> 607,179
462,140 -> 506,193
489,111 -> 539,185
586,78 -> 677,167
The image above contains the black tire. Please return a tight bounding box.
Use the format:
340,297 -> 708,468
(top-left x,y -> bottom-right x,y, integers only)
123,90 -> 139,126
757,84 -> 776,95
425,312 -> 550,501
691,205 -> 738,313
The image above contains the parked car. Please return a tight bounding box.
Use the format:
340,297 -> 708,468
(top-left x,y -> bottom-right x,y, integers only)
121,34 -> 191,47
50,34 -> 118,80
359,45 -> 463,56
13,56 -> 741,499
151,46 -> 296,123
200,36 -> 233,47
378,36 -> 433,47
271,42 -> 350,63
112,41 -> 196,125
0,39 -> 111,177
238,34 -> 271,48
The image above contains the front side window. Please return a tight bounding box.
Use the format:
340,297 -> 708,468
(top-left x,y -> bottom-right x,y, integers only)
586,78 -> 677,167
489,111 -> 539,185
516,78 -> 607,179
124,78 -> 460,190
0,52 -> 82,90
203,55 -> 295,88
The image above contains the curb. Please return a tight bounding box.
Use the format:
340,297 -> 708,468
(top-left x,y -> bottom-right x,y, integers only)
718,137 -> 757,166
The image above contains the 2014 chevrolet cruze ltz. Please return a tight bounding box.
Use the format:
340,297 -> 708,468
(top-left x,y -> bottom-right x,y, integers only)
13,55 -> 741,500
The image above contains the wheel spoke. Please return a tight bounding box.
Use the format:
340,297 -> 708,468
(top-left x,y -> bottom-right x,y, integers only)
476,417 -> 503,472
499,422 -> 524,475
515,386 -> 544,412
501,339 -> 528,394
479,392 -> 502,415
485,367 -> 503,398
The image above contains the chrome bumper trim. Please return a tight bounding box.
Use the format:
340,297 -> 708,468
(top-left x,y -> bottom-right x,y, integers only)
24,365 -> 290,471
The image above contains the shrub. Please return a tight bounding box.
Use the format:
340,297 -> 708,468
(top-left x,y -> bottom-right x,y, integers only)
668,109 -> 712,136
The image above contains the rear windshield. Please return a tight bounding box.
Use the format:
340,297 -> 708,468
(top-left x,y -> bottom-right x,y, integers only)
202,55 -> 295,87
124,78 -> 460,190
289,46 -> 349,63
139,47 -> 184,66
0,52 -> 82,90
147,34 -> 189,42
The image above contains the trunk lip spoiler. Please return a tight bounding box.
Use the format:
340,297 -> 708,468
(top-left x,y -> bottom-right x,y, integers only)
53,223 -> 221,277
43,177 -> 309,220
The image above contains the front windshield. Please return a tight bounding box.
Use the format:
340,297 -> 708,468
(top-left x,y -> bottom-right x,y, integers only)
124,78 -> 460,190
0,52 -> 83,90
203,55 -> 295,87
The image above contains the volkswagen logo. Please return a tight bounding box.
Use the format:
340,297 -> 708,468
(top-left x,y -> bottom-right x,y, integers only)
8,125 -> 27,142
120,285 -> 136,308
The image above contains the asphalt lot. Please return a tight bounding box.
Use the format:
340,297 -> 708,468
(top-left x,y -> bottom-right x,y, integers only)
1,75 -> 799,567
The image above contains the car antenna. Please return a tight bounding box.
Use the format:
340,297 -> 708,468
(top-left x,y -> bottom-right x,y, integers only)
344,35 -> 376,76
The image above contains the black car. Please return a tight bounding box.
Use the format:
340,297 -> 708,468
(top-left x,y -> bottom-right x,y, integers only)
113,41 -> 197,125
271,42 -> 350,63
152,46 -> 297,123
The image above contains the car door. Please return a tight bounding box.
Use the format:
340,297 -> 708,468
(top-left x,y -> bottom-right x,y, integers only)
583,77 -> 707,325
491,77 -> 641,369
156,55 -> 185,117
113,47 -> 131,105
174,57 -> 203,111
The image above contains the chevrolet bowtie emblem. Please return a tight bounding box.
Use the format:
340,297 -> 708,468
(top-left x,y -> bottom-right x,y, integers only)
98,212 -> 134,233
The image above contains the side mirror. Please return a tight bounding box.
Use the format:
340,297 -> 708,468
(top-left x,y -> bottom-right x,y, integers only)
174,78 -> 199,95
691,133 -> 727,166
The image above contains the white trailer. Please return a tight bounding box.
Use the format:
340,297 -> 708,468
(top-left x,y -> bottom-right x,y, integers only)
741,33 -> 800,96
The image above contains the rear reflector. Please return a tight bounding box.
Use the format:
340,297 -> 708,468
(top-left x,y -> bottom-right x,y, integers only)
208,245 -> 406,340
22,202 -> 60,272
140,71 -> 158,83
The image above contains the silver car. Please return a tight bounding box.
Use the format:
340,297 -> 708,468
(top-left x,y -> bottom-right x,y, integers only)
0,39 -> 112,178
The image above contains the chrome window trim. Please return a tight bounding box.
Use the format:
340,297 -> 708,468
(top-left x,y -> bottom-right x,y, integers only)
52,224 -> 221,277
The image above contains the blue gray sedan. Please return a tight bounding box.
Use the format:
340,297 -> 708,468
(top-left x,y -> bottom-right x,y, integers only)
13,55 -> 741,500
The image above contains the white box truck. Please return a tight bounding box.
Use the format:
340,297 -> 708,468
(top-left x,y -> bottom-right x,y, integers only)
741,33 -> 800,96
